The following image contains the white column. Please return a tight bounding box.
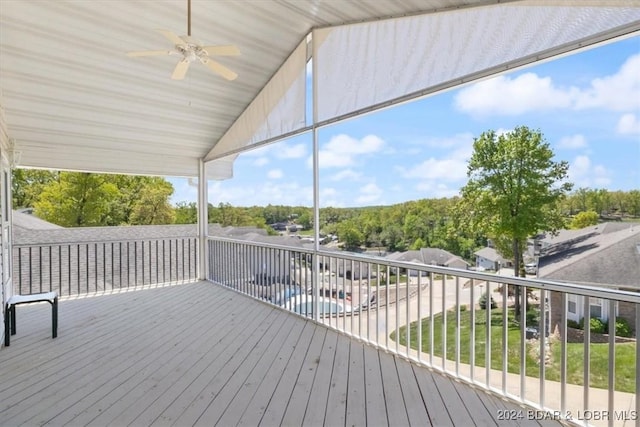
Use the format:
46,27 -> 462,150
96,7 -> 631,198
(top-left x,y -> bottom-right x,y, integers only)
312,30 -> 321,322
197,159 -> 208,280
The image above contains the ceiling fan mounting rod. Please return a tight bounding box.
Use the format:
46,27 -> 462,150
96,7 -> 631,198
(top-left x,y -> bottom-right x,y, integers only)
187,0 -> 191,36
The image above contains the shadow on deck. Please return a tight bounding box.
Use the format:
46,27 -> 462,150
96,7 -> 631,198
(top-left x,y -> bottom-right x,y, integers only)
0,281 -> 560,426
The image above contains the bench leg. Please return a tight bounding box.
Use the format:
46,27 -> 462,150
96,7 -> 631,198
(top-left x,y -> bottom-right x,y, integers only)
10,305 -> 16,335
4,303 -> 9,347
52,298 -> 58,339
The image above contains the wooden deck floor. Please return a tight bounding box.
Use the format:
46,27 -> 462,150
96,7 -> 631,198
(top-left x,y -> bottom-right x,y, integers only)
0,281 -> 561,427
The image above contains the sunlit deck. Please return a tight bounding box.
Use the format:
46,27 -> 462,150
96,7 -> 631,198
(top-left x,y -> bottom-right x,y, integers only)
0,281 -> 561,426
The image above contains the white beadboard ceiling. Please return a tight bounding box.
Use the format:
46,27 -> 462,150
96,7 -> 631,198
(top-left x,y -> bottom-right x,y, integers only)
1,0 -> 638,178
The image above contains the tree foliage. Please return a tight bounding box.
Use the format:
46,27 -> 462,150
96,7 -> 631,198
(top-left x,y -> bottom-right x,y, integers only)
129,178 -> 175,225
35,172 -> 119,227
570,210 -> 599,229
458,126 -> 572,315
18,170 -> 176,227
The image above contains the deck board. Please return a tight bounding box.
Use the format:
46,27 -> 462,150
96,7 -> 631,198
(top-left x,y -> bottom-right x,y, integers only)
278,326 -> 327,426
0,281 -> 564,427
345,340 -> 366,427
237,321 -> 316,426
363,344 -> 388,425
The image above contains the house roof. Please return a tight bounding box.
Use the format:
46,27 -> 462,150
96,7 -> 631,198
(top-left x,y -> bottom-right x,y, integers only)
538,224 -> 640,289
2,1 -> 637,178
12,220 -> 267,245
386,248 -> 469,268
474,247 -> 506,263
12,209 -> 62,231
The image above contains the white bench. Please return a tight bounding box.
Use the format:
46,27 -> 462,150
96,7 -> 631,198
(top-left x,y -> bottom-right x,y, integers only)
4,292 -> 58,346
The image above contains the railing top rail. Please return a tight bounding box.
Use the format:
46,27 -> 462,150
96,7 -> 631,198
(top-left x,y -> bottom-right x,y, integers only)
14,235 -> 197,248
208,235 -> 640,303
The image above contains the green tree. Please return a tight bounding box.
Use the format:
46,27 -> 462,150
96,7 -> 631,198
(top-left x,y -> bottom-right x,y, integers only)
12,169 -> 58,208
129,178 -> 175,225
459,126 -> 572,317
410,237 -> 426,250
337,220 -> 364,250
626,190 -> 640,217
570,210 -> 599,229
381,224 -> 406,252
34,172 -> 119,226
297,210 -> 312,230
174,201 -> 198,224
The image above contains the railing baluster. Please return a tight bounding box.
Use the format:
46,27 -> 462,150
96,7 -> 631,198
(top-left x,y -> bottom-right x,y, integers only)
429,271 -> 434,367
540,288 -> 546,408
608,299 -> 616,427
48,246 -> 52,293
38,246 -> 42,293
502,279 -> 508,394
584,293 -> 591,416
417,272 -> 422,363
520,285 -> 527,402
29,246 -> 32,294
470,279 -> 475,382
406,267 -> 410,358
456,276 -> 460,377
485,279 -> 491,387
443,274 -> 448,372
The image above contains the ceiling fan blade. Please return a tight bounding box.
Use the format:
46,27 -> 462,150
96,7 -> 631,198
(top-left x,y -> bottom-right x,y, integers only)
202,58 -> 238,81
171,59 -> 190,80
158,29 -> 185,46
126,50 -> 173,57
202,45 -> 240,56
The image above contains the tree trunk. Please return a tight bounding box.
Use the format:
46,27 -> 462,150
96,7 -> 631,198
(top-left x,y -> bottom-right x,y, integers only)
513,238 -> 521,318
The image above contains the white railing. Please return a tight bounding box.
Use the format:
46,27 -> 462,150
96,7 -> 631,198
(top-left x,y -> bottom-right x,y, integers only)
207,236 -> 639,427
14,237 -> 198,297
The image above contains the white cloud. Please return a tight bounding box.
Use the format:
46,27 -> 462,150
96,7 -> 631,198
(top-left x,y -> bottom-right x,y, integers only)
253,157 -> 269,166
455,53 -> 640,116
307,134 -> 386,169
356,183 -> 383,205
329,169 -> 362,182
574,53 -> 640,112
267,169 -> 283,179
276,143 -> 307,159
208,180 -> 313,207
320,187 -> 344,207
569,155 -> 612,188
557,134 -> 587,150
454,73 -> 575,116
409,132 -> 474,148
617,113 -> 640,135
400,146 -> 472,182
415,182 -> 460,198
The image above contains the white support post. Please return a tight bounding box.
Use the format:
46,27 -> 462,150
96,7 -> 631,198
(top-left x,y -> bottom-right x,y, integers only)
311,31 -> 321,322
197,159 -> 208,281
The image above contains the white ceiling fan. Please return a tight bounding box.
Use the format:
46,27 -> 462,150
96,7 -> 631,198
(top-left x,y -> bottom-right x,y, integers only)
126,0 -> 240,81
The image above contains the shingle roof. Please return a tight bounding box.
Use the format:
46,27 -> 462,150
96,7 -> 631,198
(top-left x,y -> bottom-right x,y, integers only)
474,247 -> 506,263
386,248 -> 469,268
538,224 -> 640,289
12,219 -> 267,245
13,210 -> 62,231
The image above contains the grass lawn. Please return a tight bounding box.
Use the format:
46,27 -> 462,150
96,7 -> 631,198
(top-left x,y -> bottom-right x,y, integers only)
391,308 -> 636,393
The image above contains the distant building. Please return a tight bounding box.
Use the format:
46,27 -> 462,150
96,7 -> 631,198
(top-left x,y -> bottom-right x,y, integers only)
538,223 -> 640,336
386,248 -> 469,274
474,247 -> 510,271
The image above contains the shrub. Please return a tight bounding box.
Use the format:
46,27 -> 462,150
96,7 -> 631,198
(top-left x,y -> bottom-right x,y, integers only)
567,319 -> 581,329
526,310 -> 539,327
459,305 -> 467,312
614,318 -> 633,338
580,317 -> 606,334
479,292 -> 497,310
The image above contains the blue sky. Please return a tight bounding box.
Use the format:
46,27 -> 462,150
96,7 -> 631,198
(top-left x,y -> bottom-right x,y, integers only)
169,36 -> 640,208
